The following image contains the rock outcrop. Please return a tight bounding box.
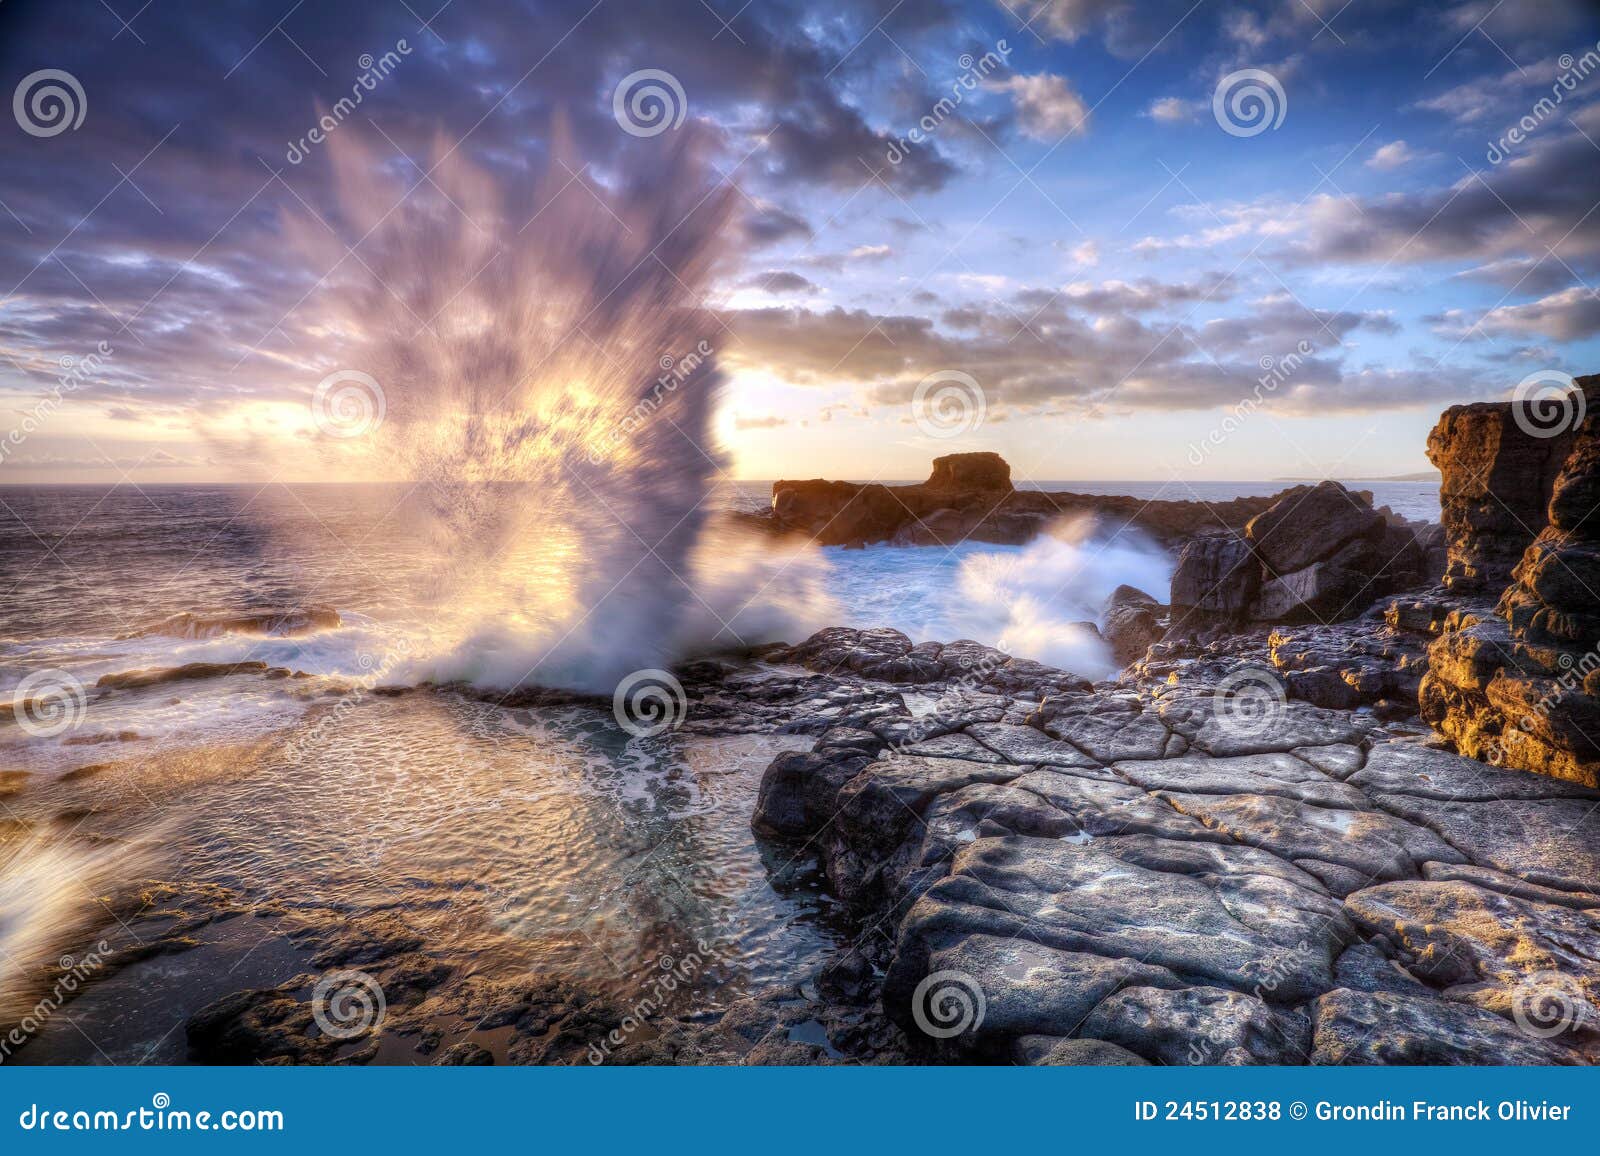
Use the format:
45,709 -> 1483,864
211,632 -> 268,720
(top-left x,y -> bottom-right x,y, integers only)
1169,481 -> 1440,629
1421,381 -> 1600,787
749,626 -> 1600,1065
769,452 -> 1285,548
1426,391 -> 1586,593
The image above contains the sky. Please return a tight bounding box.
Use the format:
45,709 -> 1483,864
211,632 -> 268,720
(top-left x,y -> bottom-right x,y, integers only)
2,0 -> 1600,487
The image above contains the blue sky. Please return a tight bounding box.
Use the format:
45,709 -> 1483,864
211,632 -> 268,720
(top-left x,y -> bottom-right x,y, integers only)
2,0 -> 1599,485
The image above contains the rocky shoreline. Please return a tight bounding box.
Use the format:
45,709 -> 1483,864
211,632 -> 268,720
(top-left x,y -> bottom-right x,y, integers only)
9,379 -> 1598,1066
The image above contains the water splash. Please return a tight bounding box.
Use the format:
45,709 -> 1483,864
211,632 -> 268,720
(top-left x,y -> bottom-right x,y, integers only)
289,122 -> 758,692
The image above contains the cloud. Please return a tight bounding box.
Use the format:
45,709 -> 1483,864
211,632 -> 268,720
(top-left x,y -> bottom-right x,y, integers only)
1144,96 -> 1200,123
1367,140 -> 1424,170
1459,286 -> 1600,341
992,73 -> 1090,141
738,271 -> 821,294
733,414 -> 790,430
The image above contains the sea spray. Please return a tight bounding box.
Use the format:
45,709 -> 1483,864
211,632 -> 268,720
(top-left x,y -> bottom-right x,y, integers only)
275,120 -> 823,692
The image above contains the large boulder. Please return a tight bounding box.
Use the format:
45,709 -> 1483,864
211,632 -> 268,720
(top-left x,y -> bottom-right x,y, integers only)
1244,480 -> 1385,577
1102,585 -> 1163,668
1169,533 -> 1258,628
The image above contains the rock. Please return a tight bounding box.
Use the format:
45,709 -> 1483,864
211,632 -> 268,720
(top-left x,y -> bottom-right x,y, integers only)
1343,879 -> 1600,1037
1332,943 -> 1438,999
1113,752 -> 1370,810
1081,985 -> 1313,1066
924,451 -> 1012,492
1310,988 -> 1584,1064
1169,533 -> 1258,628
433,1042 -> 494,1065
1245,481 -> 1385,577
1011,1035 -> 1149,1065
752,749 -> 870,838
1364,792 -> 1600,896
1103,585 -> 1164,668
97,661 -> 276,689
1158,791 -> 1465,888
124,606 -> 340,640
769,454 -> 1284,548
1426,388 -> 1587,592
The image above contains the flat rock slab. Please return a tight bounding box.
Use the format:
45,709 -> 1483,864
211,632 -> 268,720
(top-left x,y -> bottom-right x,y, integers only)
926,935 -> 1184,1042
1114,752 -> 1370,810
892,836 -> 1345,1005
1352,742 -> 1600,802
966,723 -> 1107,772
1344,879 -> 1600,1034
1160,791 -> 1466,886
898,732 -> 1009,763
1007,770 -> 1220,843
1311,988 -> 1586,1065
1369,792 -> 1600,895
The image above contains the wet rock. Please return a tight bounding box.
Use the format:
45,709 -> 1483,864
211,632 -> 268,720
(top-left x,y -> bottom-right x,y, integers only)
1169,533 -> 1258,629
433,1042 -> 493,1065
1081,985 -> 1313,1066
1103,585 -> 1164,668
1158,791 -> 1465,887
1310,988 -> 1584,1065
1362,792 -> 1600,897
1113,752 -> 1370,810
1332,942 -> 1438,999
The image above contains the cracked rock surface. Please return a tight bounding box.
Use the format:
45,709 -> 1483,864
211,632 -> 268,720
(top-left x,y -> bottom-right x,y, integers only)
752,627 -> 1600,1065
